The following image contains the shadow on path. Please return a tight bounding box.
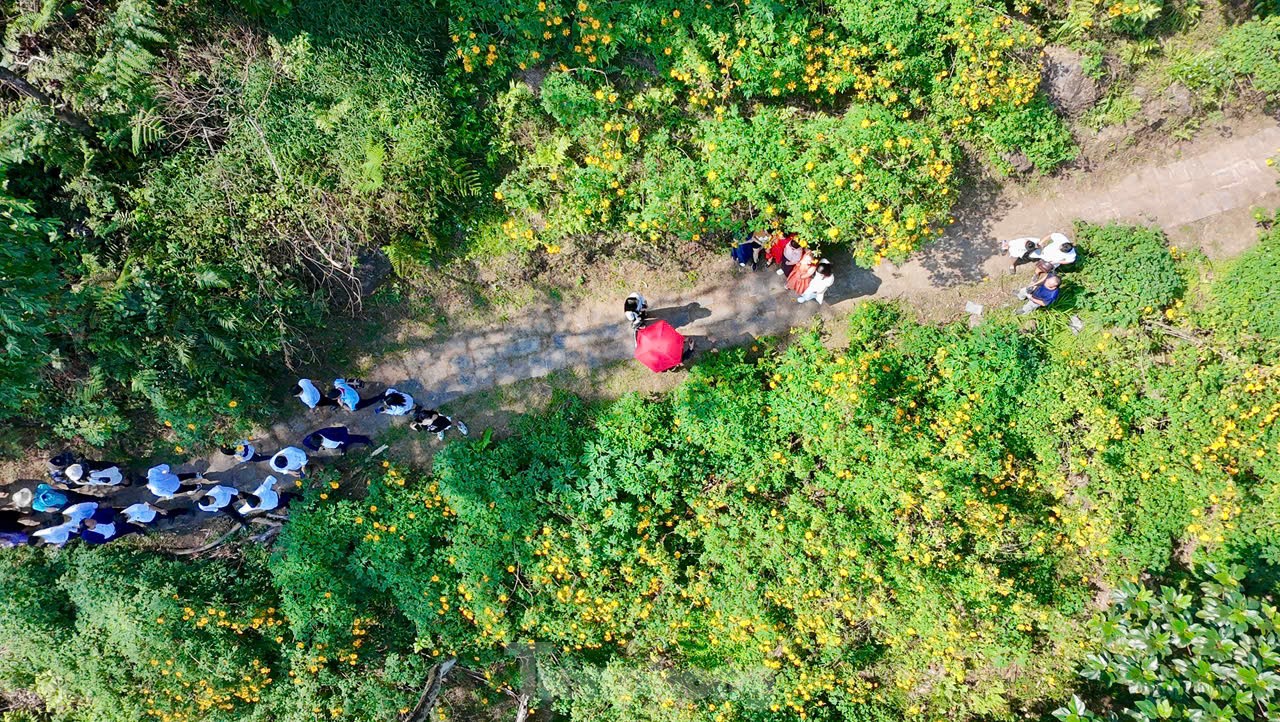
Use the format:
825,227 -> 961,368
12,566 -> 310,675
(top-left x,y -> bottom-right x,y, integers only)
921,172 -> 1013,287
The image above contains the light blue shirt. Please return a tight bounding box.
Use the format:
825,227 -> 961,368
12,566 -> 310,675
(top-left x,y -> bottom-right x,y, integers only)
333,378 -> 360,411
296,379 -> 321,409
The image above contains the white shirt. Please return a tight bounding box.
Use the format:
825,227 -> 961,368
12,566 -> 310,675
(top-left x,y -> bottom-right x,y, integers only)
147,464 -> 182,499
197,485 -> 238,512
1006,237 -> 1038,258
296,379 -> 322,409
62,502 -> 99,524
121,502 -> 159,524
238,476 -> 280,514
33,520 -> 80,545
382,388 -> 415,416
803,273 -> 835,302
81,466 -> 124,486
1033,233 -> 1076,266
783,242 -> 805,264
270,447 -> 308,475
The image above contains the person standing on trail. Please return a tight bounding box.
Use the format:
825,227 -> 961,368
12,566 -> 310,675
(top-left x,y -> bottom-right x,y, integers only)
410,409 -> 470,441
221,441 -> 270,464
375,388 -> 416,416
302,426 -> 374,454
1016,274 -> 1062,315
797,261 -> 835,305
331,377 -> 379,412
1002,236 -> 1040,273
1029,232 -> 1077,270
624,293 -> 648,331
269,446 -> 309,478
294,378 -> 339,410
786,246 -> 817,295
777,235 -> 807,278
732,229 -> 770,270
146,464 -> 204,500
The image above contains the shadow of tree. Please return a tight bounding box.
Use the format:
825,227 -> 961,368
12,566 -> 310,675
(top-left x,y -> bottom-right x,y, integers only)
920,169 -> 1014,287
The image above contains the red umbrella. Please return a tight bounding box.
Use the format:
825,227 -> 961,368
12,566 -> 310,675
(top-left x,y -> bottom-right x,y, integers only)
634,320 -> 686,372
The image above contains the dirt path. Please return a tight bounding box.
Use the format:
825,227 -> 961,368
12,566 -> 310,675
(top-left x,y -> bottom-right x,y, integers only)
7,117 -> 1279,503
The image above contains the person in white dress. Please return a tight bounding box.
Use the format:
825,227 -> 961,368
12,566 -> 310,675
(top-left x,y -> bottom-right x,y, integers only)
796,261 -> 835,305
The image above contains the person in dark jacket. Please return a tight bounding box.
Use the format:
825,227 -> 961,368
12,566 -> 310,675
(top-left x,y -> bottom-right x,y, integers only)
302,426 -> 374,454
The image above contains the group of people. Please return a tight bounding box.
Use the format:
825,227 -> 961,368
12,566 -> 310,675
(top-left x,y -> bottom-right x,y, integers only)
733,229 -> 836,305
1003,232 -> 1077,315
0,377 -> 470,549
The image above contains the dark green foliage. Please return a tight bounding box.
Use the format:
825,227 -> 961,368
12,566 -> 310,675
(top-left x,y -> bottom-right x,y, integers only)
1055,565 -> 1280,722
1071,221 -> 1186,326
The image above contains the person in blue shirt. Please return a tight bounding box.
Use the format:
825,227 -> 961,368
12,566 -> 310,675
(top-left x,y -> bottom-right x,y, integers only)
293,378 -> 339,410
1016,274 -> 1061,315
329,378 -> 380,412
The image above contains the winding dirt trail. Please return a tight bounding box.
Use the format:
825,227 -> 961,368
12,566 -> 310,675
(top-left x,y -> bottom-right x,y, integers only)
6,116 -> 1279,502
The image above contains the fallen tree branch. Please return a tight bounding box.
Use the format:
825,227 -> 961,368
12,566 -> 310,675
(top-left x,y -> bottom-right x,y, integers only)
0,64 -> 101,144
404,658 -> 456,722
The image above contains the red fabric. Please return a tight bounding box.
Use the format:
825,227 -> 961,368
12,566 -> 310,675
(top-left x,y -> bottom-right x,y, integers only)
766,234 -> 790,265
786,251 -> 816,294
634,321 -> 686,372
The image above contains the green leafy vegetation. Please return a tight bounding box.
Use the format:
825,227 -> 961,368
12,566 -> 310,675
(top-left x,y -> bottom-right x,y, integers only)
5,286 -> 1279,720
1069,221 -> 1186,326
1055,566 -> 1280,722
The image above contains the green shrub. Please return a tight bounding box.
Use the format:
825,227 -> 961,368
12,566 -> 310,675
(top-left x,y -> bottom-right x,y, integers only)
1072,222 -> 1186,326
1055,565 -> 1280,722
1211,213 -> 1280,346
980,96 -> 1079,174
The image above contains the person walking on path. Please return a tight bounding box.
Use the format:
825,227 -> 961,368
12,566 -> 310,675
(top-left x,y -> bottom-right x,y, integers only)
146,464 -> 204,500
375,388 -> 416,416
16,484 -> 98,514
624,293 -> 648,331
221,441 -> 271,464
302,426 -> 374,454
294,378 -> 339,411
82,507 -> 141,545
62,460 -> 127,487
196,485 -> 242,513
410,409 -> 470,441
269,446 -> 309,477
797,261 -> 835,305
236,476 -> 296,516
31,517 -> 82,547
1016,274 -> 1062,315
1,508 -> 34,547
331,377 -> 379,412
120,502 -> 190,529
